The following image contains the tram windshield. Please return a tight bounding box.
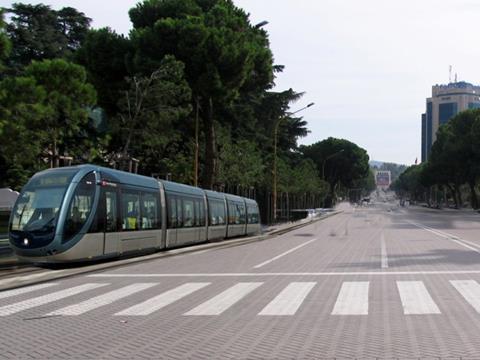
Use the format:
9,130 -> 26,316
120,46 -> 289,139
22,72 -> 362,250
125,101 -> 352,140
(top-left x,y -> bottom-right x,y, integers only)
10,170 -> 77,246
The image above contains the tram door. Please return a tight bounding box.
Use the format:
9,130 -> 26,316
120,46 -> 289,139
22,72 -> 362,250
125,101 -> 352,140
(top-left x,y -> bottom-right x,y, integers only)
103,189 -> 119,255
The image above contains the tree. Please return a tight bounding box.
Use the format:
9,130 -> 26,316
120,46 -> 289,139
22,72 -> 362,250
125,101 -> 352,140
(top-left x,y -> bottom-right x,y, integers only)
110,55 -> 192,175
24,59 -> 96,167
128,0 -> 274,189
301,137 -> 370,204
0,11 -> 11,69
75,27 -> 132,117
0,75 -> 48,188
5,3 -> 91,70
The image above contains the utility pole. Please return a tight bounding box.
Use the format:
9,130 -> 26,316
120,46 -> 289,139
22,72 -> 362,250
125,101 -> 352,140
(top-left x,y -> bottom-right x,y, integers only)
273,102 -> 314,222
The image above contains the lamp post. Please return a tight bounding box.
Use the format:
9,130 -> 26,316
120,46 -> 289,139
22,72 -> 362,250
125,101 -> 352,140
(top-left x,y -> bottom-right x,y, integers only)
273,102 -> 314,222
322,149 -> 344,180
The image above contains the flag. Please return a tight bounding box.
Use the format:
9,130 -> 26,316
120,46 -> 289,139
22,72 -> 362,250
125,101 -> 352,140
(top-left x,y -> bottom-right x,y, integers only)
415,158 -> 418,165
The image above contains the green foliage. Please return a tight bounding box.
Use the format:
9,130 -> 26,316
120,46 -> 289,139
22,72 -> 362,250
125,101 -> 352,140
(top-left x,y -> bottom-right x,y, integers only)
111,55 -> 192,176
0,11 -> 11,67
4,3 -> 91,70
301,137 -> 370,191
0,59 -> 97,188
75,28 -> 132,116
127,0 -> 274,188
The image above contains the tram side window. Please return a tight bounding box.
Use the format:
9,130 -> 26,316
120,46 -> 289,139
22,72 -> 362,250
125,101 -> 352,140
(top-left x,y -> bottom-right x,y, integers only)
141,192 -> 159,229
194,200 -> 200,226
197,198 -> 206,226
183,198 -> 194,227
122,192 -> 140,230
237,203 -> 246,224
105,191 -> 118,232
176,197 -> 183,227
167,195 -> 177,228
228,201 -> 239,225
209,200 -> 226,226
247,205 -> 259,224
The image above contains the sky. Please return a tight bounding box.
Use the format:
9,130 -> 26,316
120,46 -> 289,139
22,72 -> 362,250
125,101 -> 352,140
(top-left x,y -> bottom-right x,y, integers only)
2,0 -> 480,165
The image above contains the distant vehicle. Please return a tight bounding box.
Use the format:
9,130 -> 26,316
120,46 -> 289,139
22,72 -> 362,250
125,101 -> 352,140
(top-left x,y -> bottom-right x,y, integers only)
8,165 -> 261,263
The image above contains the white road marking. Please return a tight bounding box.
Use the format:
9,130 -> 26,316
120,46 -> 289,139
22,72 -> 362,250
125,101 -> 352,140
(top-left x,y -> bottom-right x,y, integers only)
407,221 -> 480,254
115,282 -> 210,316
397,281 -> 441,315
381,232 -> 388,269
331,281 -> 369,315
0,270 -> 64,287
0,283 -> 58,300
258,282 -> 316,316
184,282 -> 263,316
89,270 -> 480,277
0,283 -> 108,316
451,280 -> 480,313
253,238 -> 317,269
47,283 -> 157,316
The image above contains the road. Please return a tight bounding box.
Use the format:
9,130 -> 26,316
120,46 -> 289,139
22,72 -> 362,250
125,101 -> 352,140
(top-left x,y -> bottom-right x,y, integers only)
1,204 -> 480,359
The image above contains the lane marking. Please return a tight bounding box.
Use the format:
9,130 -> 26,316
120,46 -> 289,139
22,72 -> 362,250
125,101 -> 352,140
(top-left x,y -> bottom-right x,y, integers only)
381,231 -> 388,269
0,270 -> 64,287
0,283 -> 108,316
450,280 -> 480,313
115,283 -> 210,316
47,283 -> 157,316
253,238 -> 317,269
0,283 -> 58,300
407,221 -> 480,254
397,281 -> 441,315
184,282 -> 263,316
331,281 -> 369,315
258,282 -> 316,316
89,270 -> 480,277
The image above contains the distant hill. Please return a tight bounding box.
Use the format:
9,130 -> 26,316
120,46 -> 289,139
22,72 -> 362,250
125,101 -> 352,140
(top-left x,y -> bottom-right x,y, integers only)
369,161 -> 408,182
369,160 -> 384,168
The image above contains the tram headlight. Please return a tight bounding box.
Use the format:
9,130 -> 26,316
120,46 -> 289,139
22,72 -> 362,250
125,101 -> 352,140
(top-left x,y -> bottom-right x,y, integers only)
23,238 -> 29,246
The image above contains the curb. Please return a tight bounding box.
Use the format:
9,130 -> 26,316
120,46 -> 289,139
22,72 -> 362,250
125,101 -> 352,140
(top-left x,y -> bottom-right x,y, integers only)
0,210 -> 343,291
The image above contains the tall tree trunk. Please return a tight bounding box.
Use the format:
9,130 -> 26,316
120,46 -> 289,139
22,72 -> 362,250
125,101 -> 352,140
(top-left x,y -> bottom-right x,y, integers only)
446,184 -> 456,208
469,180 -> 479,209
455,183 -> 462,209
203,97 -> 216,190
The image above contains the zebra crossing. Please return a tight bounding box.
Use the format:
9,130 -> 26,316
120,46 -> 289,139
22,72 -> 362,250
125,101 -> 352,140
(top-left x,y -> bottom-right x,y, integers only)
1,279 -> 480,318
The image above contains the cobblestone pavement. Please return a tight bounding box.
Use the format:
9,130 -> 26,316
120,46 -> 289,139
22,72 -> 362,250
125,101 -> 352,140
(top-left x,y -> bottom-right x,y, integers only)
1,205 -> 480,359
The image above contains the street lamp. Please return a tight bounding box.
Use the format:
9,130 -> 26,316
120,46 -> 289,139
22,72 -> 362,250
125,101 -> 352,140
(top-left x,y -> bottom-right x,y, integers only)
322,149 -> 344,180
273,102 -> 314,222
255,21 -> 269,28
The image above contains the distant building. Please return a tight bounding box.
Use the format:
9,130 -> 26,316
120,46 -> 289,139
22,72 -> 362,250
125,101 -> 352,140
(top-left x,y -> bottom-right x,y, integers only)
421,81 -> 480,162
375,171 -> 391,189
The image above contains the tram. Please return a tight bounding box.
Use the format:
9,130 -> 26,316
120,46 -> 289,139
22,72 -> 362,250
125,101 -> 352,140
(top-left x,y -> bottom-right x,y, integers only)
8,165 -> 261,263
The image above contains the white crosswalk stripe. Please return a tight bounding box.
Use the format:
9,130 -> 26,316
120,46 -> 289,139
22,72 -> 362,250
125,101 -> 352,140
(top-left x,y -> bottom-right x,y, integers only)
259,282 -> 316,316
184,282 -> 263,316
0,283 -> 58,300
3,279 -> 480,317
397,281 -> 441,314
0,283 -> 108,316
115,282 -> 210,316
450,280 -> 480,313
331,281 -> 369,315
47,283 -> 157,316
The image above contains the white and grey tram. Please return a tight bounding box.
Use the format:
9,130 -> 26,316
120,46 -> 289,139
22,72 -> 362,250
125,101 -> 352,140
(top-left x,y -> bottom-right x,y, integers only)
8,165 -> 261,263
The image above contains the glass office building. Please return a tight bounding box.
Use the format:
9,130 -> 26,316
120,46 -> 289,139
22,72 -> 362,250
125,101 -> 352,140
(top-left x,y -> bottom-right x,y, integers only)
421,81 -> 480,162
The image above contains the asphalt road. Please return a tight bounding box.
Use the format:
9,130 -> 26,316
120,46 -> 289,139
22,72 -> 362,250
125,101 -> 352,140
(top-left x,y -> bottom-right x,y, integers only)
1,203 -> 480,359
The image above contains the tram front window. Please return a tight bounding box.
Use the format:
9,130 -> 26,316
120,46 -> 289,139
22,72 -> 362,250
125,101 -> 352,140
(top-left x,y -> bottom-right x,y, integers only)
10,170 -> 77,248
63,172 -> 96,242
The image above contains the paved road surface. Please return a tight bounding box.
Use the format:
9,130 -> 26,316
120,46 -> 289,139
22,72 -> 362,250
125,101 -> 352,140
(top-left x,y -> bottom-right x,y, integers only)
1,204 -> 480,359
